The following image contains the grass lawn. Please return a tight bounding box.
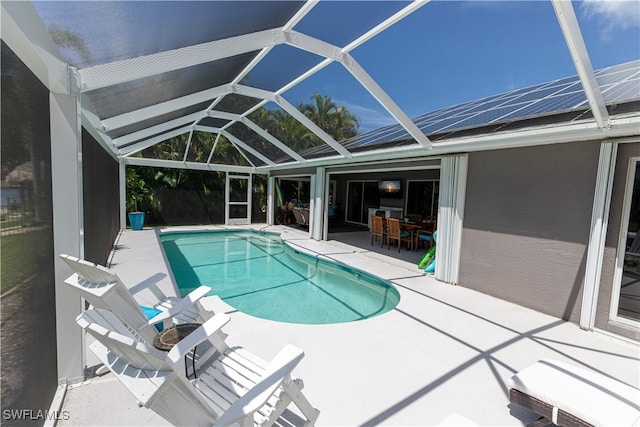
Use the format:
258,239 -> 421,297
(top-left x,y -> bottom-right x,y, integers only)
1,228 -> 50,294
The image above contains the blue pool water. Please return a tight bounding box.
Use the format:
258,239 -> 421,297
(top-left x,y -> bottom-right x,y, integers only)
160,230 -> 400,324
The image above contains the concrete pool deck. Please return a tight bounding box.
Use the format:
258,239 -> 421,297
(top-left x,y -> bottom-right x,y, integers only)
58,225 -> 640,426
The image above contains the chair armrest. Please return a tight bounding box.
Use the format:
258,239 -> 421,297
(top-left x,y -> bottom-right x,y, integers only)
213,345 -> 305,427
167,313 -> 231,364
143,285 -> 212,327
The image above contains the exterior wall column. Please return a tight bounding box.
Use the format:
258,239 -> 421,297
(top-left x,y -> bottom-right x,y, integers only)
50,69 -> 85,382
435,154 -> 468,284
267,175 -> 275,226
581,141 -> 618,330
311,166 -> 325,240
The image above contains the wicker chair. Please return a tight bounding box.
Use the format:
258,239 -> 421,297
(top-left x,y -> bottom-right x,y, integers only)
508,359 -> 640,427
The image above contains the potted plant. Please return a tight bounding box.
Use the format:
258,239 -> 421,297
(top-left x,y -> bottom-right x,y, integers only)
126,168 -> 148,230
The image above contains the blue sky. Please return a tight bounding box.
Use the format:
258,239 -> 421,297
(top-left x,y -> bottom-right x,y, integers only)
282,1 -> 640,131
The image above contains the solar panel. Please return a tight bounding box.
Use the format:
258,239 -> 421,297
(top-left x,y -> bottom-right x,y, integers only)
602,80 -> 640,103
343,60 -> 640,150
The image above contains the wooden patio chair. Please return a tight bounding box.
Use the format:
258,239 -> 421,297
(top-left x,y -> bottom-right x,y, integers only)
77,308 -> 320,427
415,219 -> 436,251
60,253 -> 214,344
508,359 -> 640,427
408,214 -> 422,223
386,218 -> 412,252
371,215 -> 386,247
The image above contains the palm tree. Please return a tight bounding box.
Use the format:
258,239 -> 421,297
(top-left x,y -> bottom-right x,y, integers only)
299,94 -> 360,141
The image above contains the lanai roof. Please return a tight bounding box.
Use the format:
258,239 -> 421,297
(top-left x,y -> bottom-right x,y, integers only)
3,1 -> 639,174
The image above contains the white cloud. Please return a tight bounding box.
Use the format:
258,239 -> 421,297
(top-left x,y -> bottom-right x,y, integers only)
580,0 -> 640,40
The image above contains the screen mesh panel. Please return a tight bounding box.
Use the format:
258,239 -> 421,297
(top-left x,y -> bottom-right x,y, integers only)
34,1 -> 305,67
108,101 -> 212,140
1,41 -> 58,423
226,122 -> 294,164
86,54 -> 258,120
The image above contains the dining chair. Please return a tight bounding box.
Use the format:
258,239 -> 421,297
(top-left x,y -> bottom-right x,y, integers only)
371,215 -> 386,247
386,218 -> 412,252
408,214 -> 422,223
415,219 -> 436,251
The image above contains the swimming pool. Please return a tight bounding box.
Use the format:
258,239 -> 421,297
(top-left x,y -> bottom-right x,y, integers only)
160,230 -> 400,324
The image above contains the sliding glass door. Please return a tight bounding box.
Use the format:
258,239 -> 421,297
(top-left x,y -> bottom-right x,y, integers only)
346,180 -> 378,225
406,180 -> 440,218
611,159 -> 640,326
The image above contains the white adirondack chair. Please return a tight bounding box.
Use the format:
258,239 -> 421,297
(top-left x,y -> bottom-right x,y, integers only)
77,309 -> 320,427
60,253 -> 214,344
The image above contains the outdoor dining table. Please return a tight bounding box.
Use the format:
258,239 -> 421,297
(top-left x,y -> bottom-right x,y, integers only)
398,221 -> 423,251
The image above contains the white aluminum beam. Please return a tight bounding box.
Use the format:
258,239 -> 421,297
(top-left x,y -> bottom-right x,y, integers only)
1,1 -> 69,94
275,1 -> 429,97
124,156 -> 256,174
284,30 -> 431,148
80,95 -> 119,159
284,0 -> 318,30
78,29 -> 283,91
113,112 -> 204,147
263,115 -> 640,173
183,129 -> 195,162
195,125 -> 274,166
120,126 -> 192,156
342,53 -> 431,148
552,0 -> 609,128
208,111 -> 306,162
98,2 -> 427,160
194,126 -> 258,168
344,1 -> 429,53
103,84 -> 232,132
232,85 -> 353,158
207,134 -> 223,164
220,129 -> 273,166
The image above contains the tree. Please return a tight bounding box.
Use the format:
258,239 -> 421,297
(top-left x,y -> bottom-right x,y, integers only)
299,94 -> 360,141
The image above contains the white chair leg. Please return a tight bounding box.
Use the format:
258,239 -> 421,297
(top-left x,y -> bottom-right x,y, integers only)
284,378 -> 320,426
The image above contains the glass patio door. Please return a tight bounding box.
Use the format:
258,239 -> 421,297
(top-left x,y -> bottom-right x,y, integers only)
346,180 -> 378,225
611,159 -> 640,327
226,173 -> 251,225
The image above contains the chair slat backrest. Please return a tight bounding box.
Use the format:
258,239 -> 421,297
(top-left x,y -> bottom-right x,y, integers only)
387,218 -> 401,239
60,254 -> 157,343
77,309 -> 169,371
372,215 -> 384,235
408,214 -> 422,223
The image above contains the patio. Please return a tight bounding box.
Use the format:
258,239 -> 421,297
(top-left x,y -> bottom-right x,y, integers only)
58,225 -> 640,426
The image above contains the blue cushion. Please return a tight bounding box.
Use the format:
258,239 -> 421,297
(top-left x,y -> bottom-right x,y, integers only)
418,234 -> 432,241
400,232 -> 410,238
140,306 -> 164,332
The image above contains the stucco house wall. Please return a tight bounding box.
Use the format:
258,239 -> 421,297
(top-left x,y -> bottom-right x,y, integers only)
458,140 -> 601,323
